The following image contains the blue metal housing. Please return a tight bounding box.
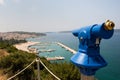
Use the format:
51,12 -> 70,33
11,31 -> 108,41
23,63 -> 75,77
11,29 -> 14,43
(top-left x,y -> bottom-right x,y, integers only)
71,23 -> 114,75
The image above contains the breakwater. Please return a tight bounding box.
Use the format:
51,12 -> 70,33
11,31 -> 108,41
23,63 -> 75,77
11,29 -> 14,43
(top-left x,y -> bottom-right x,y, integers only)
56,42 -> 76,54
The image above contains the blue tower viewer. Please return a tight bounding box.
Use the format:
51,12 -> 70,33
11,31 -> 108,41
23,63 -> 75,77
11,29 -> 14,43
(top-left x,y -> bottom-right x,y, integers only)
71,20 -> 115,76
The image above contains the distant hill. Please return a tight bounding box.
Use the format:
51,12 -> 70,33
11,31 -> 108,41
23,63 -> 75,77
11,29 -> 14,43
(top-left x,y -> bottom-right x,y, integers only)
10,31 -> 46,36
0,31 -> 46,40
115,29 -> 120,32
59,31 -> 72,33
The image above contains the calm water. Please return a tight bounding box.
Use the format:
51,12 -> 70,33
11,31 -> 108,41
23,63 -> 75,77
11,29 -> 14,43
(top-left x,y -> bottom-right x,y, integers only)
28,30 -> 120,80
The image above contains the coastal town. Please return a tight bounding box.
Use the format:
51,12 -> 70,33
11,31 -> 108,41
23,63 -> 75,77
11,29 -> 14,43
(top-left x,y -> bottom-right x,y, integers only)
0,31 -> 46,40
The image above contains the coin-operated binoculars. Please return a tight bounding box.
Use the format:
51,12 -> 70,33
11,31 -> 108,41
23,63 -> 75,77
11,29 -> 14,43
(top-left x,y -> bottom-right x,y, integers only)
71,20 -> 115,80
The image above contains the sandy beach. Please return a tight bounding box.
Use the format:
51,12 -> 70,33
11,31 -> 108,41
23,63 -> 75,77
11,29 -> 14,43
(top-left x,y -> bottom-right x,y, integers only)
14,41 -> 39,53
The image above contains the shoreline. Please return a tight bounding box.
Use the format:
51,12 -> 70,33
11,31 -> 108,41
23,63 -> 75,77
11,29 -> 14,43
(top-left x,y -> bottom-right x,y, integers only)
14,41 -> 39,53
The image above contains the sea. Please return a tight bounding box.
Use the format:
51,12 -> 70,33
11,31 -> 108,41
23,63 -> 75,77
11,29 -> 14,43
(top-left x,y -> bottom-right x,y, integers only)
27,30 -> 120,80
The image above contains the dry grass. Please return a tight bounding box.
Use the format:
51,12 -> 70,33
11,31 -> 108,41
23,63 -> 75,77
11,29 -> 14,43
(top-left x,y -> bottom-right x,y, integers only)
0,69 -> 8,80
0,49 -> 9,80
0,49 -> 9,57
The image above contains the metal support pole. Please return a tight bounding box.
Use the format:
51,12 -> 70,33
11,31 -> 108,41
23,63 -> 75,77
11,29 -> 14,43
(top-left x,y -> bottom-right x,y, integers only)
36,57 -> 40,80
81,73 -> 95,80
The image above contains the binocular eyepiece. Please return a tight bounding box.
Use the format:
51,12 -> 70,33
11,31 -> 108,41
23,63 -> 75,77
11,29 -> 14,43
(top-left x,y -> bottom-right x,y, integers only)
104,20 -> 115,30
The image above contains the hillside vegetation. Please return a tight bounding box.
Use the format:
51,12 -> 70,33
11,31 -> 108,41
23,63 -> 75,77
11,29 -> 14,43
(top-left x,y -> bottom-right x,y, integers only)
0,39 -> 80,80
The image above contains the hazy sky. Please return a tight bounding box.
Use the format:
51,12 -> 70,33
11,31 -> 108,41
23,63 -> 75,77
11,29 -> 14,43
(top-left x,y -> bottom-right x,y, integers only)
0,0 -> 120,32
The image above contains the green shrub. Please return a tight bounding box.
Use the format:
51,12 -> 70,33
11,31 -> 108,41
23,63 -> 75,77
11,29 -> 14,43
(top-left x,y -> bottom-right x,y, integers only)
0,52 -> 36,80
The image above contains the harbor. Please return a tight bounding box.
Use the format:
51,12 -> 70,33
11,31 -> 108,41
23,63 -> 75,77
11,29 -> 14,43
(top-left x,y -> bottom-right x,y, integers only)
29,42 -> 74,62
14,41 -> 77,62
